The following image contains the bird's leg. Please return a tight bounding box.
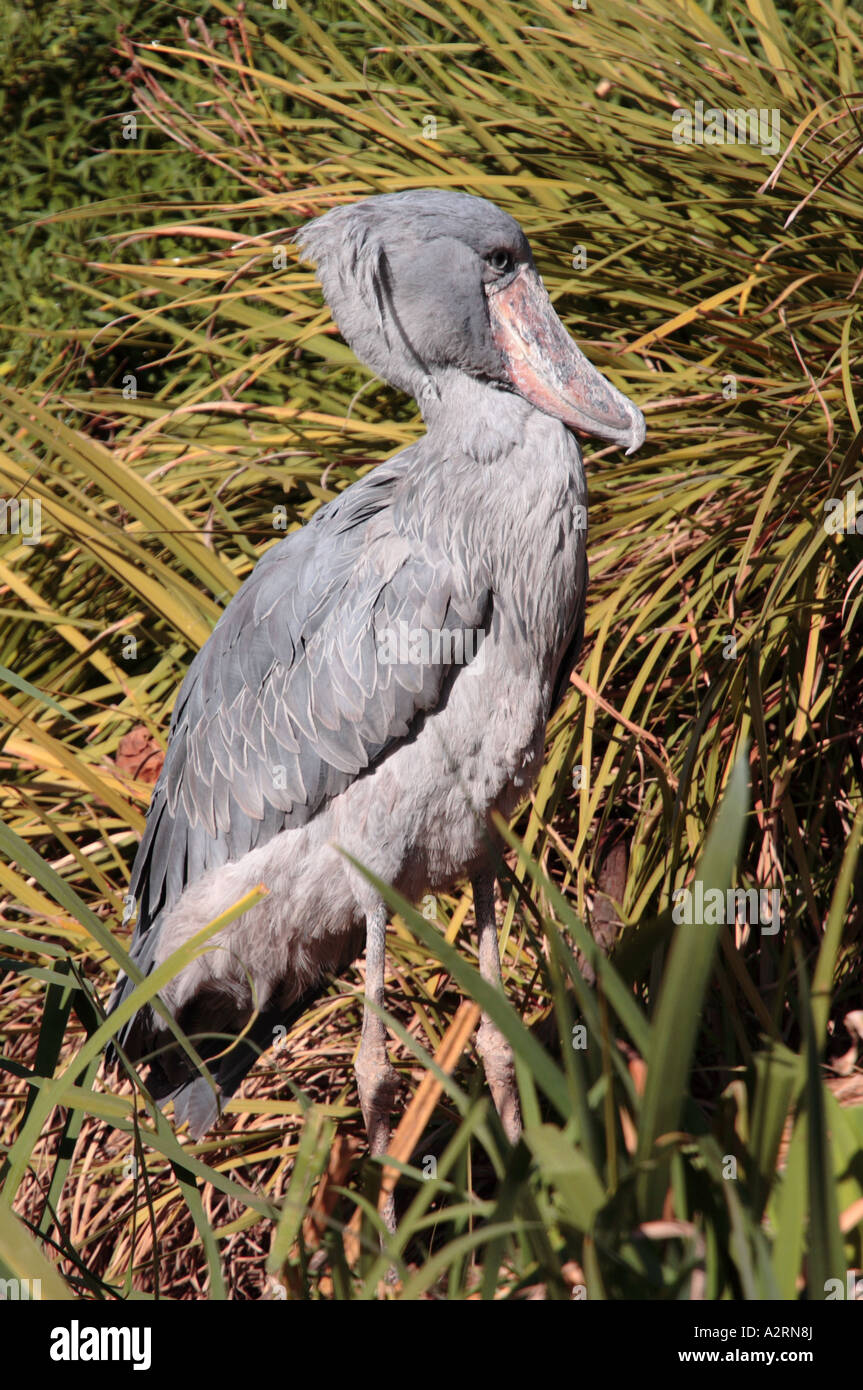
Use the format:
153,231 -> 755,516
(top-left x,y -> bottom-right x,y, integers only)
355,900 -> 399,1233
472,872 -> 522,1143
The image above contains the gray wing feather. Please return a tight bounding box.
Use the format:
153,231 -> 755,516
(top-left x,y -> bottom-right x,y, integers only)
114,451 -> 489,1019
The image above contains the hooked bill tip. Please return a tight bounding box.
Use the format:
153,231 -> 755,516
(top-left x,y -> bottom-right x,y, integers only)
624,406 -> 647,456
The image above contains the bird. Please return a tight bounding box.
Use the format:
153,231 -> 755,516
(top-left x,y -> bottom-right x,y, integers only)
107,188 -> 645,1188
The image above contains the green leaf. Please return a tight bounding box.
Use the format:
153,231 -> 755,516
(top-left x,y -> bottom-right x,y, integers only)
636,747 -> 749,1216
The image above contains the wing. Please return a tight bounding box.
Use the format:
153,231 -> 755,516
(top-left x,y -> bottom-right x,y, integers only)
115,451 -> 490,997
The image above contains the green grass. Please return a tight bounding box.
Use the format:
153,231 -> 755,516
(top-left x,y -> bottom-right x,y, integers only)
0,0 -> 861,1299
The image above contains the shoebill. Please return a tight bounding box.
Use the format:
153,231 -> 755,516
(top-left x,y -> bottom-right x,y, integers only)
107,189 -> 645,1202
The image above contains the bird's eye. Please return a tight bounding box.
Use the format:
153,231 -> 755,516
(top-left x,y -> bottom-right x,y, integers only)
488,249 -> 513,274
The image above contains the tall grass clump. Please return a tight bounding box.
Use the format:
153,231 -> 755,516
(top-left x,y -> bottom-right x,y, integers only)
1,0 -> 861,1299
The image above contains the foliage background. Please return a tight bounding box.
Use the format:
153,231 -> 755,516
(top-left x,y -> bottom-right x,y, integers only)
0,0 -> 861,1300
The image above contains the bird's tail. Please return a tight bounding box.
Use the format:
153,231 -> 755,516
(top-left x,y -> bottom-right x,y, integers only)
105,944 -> 363,1140
146,987 -> 331,1139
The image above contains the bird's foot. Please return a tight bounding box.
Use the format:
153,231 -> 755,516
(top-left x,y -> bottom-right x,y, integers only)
477,1017 -> 522,1144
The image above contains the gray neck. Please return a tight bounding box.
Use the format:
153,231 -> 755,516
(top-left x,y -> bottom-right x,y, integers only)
396,371 -> 587,669
418,370 -> 540,464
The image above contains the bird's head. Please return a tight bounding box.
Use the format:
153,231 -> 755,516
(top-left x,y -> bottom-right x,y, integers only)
294,189 -> 645,455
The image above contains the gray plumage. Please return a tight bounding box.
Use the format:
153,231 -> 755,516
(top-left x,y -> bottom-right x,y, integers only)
108,189 -> 644,1143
